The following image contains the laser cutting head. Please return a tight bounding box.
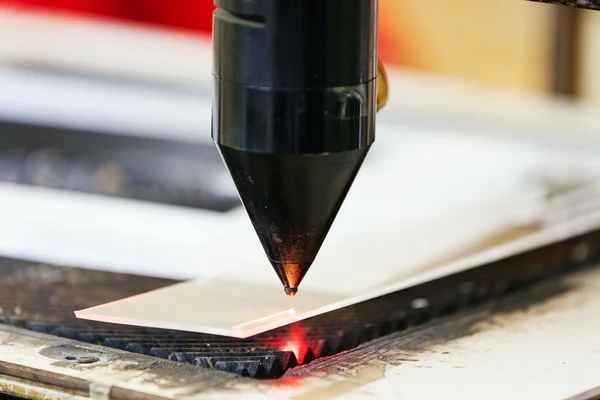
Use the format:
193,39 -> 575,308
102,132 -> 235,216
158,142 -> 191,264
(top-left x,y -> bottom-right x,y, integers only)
212,0 -> 387,295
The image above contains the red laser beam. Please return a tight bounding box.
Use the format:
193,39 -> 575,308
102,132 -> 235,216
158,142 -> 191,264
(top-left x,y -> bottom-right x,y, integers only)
283,322 -> 308,364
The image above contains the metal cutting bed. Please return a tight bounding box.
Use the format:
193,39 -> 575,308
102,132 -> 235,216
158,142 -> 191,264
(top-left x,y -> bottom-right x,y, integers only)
0,225 -> 599,386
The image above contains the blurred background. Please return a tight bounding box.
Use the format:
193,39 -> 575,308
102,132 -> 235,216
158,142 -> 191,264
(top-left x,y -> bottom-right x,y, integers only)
0,0 -> 596,200
1,0 -> 600,277
0,0 -> 597,97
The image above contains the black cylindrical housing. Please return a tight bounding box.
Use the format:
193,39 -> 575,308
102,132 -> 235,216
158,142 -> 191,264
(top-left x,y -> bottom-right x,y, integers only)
212,0 -> 378,154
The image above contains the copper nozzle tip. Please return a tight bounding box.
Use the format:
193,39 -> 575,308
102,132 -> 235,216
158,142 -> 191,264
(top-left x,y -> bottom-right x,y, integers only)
284,287 -> 298,296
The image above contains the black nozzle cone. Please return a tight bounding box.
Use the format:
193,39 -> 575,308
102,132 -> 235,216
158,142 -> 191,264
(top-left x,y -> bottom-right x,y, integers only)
217,144 -> 370,291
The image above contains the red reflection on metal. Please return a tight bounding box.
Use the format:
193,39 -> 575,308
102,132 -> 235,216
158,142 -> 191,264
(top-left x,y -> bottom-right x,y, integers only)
273,375 -> 303,393
283,322 -> 308,363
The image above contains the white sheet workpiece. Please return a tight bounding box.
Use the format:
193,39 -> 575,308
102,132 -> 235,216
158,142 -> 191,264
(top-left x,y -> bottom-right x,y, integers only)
74,124 -> 600,338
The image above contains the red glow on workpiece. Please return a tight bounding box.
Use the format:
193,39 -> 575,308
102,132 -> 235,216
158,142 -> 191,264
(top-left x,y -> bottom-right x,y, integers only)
283,322 -> 308,363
